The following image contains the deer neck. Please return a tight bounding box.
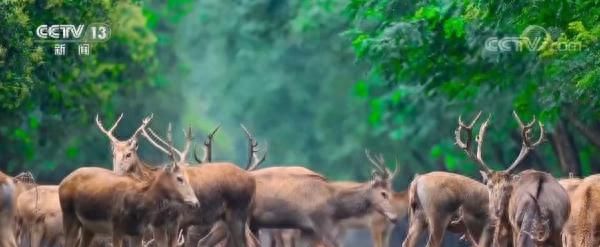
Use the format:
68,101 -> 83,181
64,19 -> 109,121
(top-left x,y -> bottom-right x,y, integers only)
331,183 -> 372,220
131,155 -> 160,181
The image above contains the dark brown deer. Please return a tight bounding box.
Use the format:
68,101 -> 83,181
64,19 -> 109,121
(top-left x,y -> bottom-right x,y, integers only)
455,111 -> 569,247
401,171 -> 492,247
141,124 -> 258,247
247,151 -> 399,247
58,128 -> 199,247
0,170 -> 17,247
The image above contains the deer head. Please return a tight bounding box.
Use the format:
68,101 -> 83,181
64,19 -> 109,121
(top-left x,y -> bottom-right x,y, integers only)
152,123 -> 199,208
365,150 -> 400,223
455,111 -> 544,220
96,113 -> 153,174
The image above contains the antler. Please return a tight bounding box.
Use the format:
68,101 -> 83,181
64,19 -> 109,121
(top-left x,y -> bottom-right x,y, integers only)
179,126 -> 194,162
96,113 -> 124,142
241,124 -> 266,171
505,111 -> 545,173
142,124 -> 194,163
454,111 -> 493,173
130,113 -> 154,140
365,149 -> 397,178
193,125 -> 221,163
365,149 -> 385,175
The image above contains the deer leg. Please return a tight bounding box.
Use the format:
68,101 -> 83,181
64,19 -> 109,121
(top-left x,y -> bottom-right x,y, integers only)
271,230 -> 283,247
425,212 -> 452,247
129,235 -> 143,247
152,226 -> 168,247
371,223 -> 392,247
225,209 -> 248,247
402,212 -> 426,247
112,232 -> 125,247
61,213 -> 80,247
79,228 -> 95,247
30,222 -> 45,247
196,221 -> 228,247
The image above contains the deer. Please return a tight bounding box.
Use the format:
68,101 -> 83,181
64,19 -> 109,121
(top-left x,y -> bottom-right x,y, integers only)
0,170 -> 17,247
16,185 -> 63,247
454,111 -> 570,247
140,123 -> 258,247
334,188 -> 408,247
246,150 -> 400,247
401,171 -> 492,247
563,174 -> 600,247
58,124 -> 200,247
270,153 -> 408,247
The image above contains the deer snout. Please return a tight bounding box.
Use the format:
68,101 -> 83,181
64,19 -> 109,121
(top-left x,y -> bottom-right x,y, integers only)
185,198 -> 200,208
385,212 -> 399,223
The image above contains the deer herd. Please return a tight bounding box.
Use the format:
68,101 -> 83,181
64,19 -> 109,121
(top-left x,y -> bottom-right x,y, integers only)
0,111 -> 598,247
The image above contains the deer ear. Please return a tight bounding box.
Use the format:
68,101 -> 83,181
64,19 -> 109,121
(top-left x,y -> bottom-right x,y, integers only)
480,171 -> 489,182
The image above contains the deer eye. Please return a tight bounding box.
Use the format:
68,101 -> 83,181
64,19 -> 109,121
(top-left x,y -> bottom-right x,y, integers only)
381,191 -> 389,199
125,153 -> 132,158
176,176 -> 184,184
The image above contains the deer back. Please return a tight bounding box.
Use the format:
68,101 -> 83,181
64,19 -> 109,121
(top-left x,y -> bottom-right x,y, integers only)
413,171 -> 489,217
564,175 -> 600,247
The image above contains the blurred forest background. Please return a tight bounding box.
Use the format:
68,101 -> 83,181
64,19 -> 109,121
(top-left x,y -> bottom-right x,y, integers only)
1,0 -> 600,219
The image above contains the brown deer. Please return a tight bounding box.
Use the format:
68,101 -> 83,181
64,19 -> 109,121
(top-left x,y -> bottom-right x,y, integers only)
0,170 -> 17,247
95,113 -> 156,178
58,126 -> 200,247
247,151 -> 399,247
401,171 -> 492,247
563,174 -> 600,247
16,185 -> 63,247
267,187 -> 407,247
455,111 -> 569,247
141,124 -> 258,247
334,187 -> 408,247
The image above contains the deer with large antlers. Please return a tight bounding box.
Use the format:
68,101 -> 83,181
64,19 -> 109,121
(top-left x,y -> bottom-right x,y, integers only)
140,123 -> 259,247
58,122 -> 200,247
455,111 -> 569,247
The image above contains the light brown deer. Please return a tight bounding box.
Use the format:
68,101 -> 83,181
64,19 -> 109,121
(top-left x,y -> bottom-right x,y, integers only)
141,124 -> 258,247
96,113 -> 156,178
0,170 -> 17,247
563,174 -> 600,247
58,127 -> 200,247
247,151 -> 399,247
401,171 -> 492,247
334,187 -> 408,247
16,185 -> 63,247
455,111 -> 569,247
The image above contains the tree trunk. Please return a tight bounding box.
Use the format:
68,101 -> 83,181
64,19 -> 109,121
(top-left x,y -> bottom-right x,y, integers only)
549,118 -> 581,175
567,112 -> 600,149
